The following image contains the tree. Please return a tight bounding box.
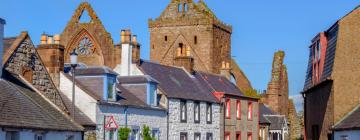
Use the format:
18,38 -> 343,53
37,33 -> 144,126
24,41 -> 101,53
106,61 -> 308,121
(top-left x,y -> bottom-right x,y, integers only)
118,127 -> 131,140
141,125 -> 156,140
244,89 -> 261,98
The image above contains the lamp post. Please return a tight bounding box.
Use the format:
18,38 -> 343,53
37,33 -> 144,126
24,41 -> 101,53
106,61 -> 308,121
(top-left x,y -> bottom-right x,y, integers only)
70,49 -> 78,119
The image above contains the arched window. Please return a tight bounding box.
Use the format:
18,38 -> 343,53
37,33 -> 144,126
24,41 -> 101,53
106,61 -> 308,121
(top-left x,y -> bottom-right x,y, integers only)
22,67 -> 33,83
184,3 -> 188,12
178,3 -> 182,12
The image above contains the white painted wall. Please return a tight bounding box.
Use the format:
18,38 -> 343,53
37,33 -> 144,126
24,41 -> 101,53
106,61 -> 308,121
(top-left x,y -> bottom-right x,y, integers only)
0,128 -> 82,140
120,43 -> 132,76
96,105 -> 167,140
168,99 -> 221,140
334,130 -> 360,140
114,63 -> 143,76
59,72 -> 97,123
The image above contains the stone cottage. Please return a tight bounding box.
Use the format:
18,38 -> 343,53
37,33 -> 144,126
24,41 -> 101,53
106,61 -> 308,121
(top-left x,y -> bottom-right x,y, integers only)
0,20 -> 84,140
302,5 -> 360,140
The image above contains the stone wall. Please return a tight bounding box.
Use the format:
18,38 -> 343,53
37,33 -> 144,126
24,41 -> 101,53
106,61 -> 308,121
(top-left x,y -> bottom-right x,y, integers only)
97,105 -> 167,140
332,6 -> 360,124
168,99 -> 220,140
4,34 -> 67,112
288,99 -> 301,140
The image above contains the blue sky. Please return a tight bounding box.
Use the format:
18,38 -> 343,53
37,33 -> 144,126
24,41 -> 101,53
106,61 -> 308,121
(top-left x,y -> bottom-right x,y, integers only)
1,0 -> 359,111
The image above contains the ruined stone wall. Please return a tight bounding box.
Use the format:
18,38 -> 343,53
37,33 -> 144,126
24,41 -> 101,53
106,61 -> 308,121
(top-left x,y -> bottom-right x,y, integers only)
263,51 -> 289,117
61,2 -> 116,68
288,99 -> 301,140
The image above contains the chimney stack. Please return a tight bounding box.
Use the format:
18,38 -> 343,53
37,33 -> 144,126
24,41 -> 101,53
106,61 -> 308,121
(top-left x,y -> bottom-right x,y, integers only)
0,18 -> 5,78
120,29 -> 132,76
54,34 -> 60,44
40,33 -> 47,44
131,35 -> 141,64
220,61 -> 231,80
37,33 -> 64,87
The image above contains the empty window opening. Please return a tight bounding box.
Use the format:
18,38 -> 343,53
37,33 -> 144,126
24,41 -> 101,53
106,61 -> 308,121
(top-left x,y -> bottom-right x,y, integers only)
178,4 -> 182,12
79,10 -> 91,23
194,36 -> 197,44
165,36 -> 168,41
184,3 -> 188,12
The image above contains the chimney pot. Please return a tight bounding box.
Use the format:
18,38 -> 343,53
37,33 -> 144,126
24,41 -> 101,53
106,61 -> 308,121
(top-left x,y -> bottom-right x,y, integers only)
40,34 -> 47,44
54,34 -> 60,44
132,35 -> 137,45
120,30 -> 125,43
47,35 -> 54,44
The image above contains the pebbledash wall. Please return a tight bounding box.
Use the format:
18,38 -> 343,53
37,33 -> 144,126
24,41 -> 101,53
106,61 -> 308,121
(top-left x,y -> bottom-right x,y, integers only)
0,129 -> 82,140
96,105 -> 167,140
168,99 -> 221,140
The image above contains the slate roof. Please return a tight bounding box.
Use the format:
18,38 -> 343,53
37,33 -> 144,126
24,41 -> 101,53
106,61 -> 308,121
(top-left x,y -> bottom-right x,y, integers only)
118,75 -> 159,84
193,71 -> 244,97
259,104 -> 275,124
3,37 -> 16,54
264,115 -> 287,130
333,104 -> 360,131
75,66 -> 118,76
63,72 -> 162,110
0,71 -> 83,131
138,60 -> 218,103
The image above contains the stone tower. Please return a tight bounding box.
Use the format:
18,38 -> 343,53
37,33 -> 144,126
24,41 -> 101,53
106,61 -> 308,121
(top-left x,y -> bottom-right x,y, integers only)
262,50 -> 289,117
149,0 -> 254,93
148,0 -> 232,74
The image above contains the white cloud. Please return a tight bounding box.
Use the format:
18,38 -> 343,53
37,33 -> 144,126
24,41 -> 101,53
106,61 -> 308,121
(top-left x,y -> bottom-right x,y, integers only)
290,94 -> 303,112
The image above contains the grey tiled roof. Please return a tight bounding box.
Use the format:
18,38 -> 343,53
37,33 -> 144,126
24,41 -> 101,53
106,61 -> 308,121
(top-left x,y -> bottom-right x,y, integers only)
3,37 -> 16,54
63,72 -> 161,110
118,75 -> 159,84
75,66 -> 118,76
333,104 -> 360,131
259,104 -> 275,124
264,115 -> 287,130
0,72 -> 83,131
138,60 -> 218,103
193,71 -> 244,97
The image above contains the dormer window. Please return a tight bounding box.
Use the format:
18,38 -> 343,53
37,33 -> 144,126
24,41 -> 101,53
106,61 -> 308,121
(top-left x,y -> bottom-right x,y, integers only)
148,83 -> 158,106
107,76 -> 116,101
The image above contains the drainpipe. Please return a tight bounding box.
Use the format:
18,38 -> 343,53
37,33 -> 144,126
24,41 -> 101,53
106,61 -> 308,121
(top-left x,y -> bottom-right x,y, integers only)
222,96 -> 225,140
125,106 -> 128,127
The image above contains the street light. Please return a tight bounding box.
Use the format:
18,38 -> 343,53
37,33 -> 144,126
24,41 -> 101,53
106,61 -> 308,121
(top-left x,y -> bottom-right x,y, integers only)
70,49 -> 78,119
